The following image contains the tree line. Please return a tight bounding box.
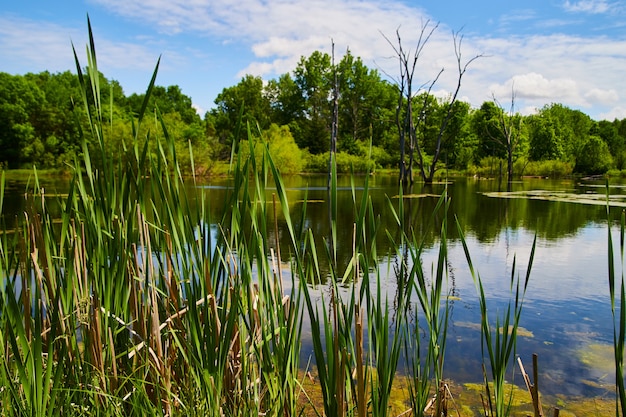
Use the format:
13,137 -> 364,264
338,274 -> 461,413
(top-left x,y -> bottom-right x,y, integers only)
2,50 -> 626,177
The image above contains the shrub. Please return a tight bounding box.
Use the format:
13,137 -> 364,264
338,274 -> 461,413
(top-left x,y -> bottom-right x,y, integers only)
304,151 -> 375,173
522,159 -> 574,177
574,135 -> 613,174
238,124 -> 304,175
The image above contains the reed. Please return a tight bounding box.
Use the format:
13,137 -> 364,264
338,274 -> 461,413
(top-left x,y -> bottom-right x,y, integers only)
0,18 -> 542,417
0,19 -> 308,416
607,186 -> 626,417
390,185 -> 452,417
457,220 -> 536,417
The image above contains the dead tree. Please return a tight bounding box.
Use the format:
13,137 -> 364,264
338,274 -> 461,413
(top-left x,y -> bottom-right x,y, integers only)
423,31 -> 482,183
384,25 -> 482,184
383,22 -> 437,185
488,88 -> 522,188
328,39 -> 339,190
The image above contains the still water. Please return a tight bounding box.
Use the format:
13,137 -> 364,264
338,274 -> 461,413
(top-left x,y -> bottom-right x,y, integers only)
2,174 -> 620,398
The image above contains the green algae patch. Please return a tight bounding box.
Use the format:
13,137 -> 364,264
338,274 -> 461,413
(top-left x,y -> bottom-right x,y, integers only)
552,395 -> 614,416
483,190 -> 626,207
577,342 -> 615,375
392,193 -> 441,199
455,321 -> 534,338
463,382 -> 530,408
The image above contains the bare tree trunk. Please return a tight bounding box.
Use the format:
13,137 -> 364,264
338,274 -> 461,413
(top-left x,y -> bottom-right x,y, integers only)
328,40 -> 339,191
383,25 -> 481,184
426,31 -> 483,183
490,89 -> 521,189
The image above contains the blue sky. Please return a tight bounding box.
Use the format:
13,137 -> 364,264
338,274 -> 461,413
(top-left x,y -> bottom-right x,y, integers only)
1,0 -> 625,120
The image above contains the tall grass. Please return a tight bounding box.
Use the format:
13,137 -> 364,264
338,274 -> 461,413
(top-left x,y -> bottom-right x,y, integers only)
458,221 -> 536,417
607,187 -> 626,417
0,19 -> 545,417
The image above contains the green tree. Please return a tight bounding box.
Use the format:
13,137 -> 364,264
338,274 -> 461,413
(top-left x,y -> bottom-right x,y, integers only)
473,101 -> 506,159
212,75 -> 271,153
528,114 -> 561,161
336,50 -> 386,153
239,124 -> 304,174
575,135 -> 613,173
537,103 -> 593,163
266,73 -> 305,128
293,51 -> 333,154
0,73 -> 45,167
420,97 -> 471,168
24,71 -> 83,165
598,120 -> 626,169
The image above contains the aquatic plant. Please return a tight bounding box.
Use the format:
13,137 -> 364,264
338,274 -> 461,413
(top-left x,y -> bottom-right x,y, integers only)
458,220 -> 536,417
0,18 -> 543,417
607,184 -> 626,417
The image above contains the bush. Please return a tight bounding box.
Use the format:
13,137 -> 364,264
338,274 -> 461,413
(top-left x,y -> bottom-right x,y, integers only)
304,151 -> 376,173
238,124 -> 304,175
574,135 -> 613,174
469,157 -> 506,178
355,141 -> 397,169
522,159 -> 574,178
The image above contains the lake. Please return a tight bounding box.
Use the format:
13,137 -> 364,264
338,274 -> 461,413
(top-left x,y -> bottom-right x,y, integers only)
2,173 -> 621,400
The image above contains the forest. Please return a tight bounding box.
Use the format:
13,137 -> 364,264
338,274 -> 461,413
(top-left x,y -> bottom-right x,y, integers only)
2,49 -> 626,178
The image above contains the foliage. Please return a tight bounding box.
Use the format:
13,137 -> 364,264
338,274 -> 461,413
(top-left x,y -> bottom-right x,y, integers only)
237,123 -> 304,175
575,135 -> 613,174
305,151 -> 376,173
2,48 -> 626,175
11,21 -> 614,417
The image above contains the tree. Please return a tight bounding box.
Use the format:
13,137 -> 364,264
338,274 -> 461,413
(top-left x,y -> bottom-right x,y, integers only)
473,101 -> 506,159
597,120 -> 625,169
25,70 -> 83,165
0,73 -> 45,167
484,92 -> 524,185
575,135 -> 613,174
211,75 -> 272,152
293,51 -> 333,154
266,73 -> 305,127
537,103 -> 593,164
337,49 -> 385,152
384,24 -> 482,184
528,114 -> 561,161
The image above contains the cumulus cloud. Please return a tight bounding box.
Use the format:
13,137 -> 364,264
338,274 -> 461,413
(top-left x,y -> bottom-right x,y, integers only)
0,15 -> 162,74
584,88 -> 619,104
599,106 -> 626,121
563,0 -> 613,14
3,0 -> 626,119
490,73 -> 579,100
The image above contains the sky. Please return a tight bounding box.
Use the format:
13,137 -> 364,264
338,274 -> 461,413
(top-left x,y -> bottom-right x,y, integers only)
1,0 -> 625,121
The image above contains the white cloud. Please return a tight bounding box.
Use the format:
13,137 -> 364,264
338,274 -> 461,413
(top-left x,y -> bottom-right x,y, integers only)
192,103 -> 205,116
0,15 -> 162,74
0,16 -> 79,73
490,73 -> 579,101
584,88 -> 619,104
86,0 -> 625,120
599,106 -> 626,121
468,33 -> 626,118
563,0 -> 613,14
3,0 -> 626,120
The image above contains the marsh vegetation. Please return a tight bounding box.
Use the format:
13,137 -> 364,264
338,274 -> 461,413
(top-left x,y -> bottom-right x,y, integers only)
1,22 -> 625,417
